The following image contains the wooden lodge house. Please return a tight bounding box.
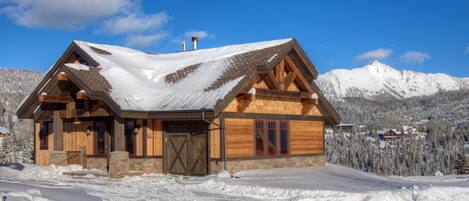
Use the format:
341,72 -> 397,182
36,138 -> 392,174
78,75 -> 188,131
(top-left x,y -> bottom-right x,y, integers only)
17,38 -> 340,177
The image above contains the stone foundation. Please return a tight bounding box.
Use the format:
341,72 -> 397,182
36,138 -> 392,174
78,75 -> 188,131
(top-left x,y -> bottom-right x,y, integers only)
210,155 -> 325,174
108,151 -> 130,178
48,151 -> 67,166
87,157 -> 107,170
130,158 -> 163,173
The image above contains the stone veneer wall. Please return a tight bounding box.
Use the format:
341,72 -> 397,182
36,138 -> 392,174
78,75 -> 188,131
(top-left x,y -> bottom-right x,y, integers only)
130,158 -> 163,173
210,155 -> 325,174
87,157 -> 107,170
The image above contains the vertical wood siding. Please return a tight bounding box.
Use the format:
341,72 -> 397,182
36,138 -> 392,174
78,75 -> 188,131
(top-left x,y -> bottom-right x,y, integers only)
146,120 -> 162,156
210,118 -> 221,159
225,118 -> 255,158
289,120 -> 324,154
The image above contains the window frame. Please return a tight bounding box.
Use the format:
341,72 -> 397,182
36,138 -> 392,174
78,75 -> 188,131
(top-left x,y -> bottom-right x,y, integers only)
255,120 -> 266,157
254,120 -> 289,158
266,121 -> 277,156
279,121 -> 289,155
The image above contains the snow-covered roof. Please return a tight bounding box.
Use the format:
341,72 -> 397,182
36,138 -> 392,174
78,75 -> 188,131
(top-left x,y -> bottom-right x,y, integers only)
16,38 -> 340,124
65,39 -> 294,112
0,126 -> 10,135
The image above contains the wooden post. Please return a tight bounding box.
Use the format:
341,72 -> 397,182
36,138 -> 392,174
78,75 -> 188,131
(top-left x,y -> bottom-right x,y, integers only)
114,117 -> 125,151
53,110 -> 63,151
143,120 -> 147,158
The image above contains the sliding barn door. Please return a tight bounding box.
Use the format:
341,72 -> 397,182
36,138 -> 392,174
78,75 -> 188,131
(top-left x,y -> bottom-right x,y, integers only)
163,121 -> 208,176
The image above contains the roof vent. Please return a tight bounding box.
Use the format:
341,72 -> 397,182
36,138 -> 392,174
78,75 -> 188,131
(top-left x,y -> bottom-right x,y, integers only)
192,36 -> 199,50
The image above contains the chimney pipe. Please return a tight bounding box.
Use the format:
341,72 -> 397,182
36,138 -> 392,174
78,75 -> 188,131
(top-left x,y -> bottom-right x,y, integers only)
192,36 -> 199,50
182,40 -> 187,52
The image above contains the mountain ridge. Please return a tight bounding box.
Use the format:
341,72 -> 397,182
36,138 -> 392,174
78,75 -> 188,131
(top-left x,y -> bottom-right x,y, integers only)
317,60 -> 469,101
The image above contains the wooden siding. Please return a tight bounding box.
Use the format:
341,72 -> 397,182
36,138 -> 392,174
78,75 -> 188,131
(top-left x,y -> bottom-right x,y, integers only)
225,118 -> 254,158
210,118 -> 221,159
146,120 -> 162,156
35,122 -> 53,166
290,120 -> 324,154
224,96 -> 322,116
63,121 -> 93,154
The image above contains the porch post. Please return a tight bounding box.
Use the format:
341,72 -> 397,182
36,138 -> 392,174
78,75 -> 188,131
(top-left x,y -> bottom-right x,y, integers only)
113,117 -> 125,151
49,110 -> 67,166
109,116 -> 129,178
53,110 -> 63,151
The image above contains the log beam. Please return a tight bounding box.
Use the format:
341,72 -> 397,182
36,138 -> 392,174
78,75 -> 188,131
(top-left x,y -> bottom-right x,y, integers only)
76,90 -> 89,100
301,97 -> 319,116
56,72 -> 69,81
38,95 -> 73,104
236,93 -> 253,113
284,55 -> 313,92
283,71 -> 297,90
264,71 -> 281,90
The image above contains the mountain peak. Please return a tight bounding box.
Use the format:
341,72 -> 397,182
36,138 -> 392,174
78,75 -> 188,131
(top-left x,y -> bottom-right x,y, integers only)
363,60 -> 399,76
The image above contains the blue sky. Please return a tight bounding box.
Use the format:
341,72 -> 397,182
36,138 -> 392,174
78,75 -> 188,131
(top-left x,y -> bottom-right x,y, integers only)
0,0 -> 468,76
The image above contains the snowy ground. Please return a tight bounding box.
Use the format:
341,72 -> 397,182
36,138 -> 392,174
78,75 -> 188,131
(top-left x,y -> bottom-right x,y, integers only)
1,163 -> 469,201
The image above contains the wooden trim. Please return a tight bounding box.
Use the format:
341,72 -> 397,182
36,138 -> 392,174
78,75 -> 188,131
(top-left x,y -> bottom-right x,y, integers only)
222,112 -> 323,121
38,95 -> 73,104
250,88 -> 312,99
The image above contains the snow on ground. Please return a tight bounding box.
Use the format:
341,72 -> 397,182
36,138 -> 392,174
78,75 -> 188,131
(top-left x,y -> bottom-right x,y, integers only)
1,163 -> 469,201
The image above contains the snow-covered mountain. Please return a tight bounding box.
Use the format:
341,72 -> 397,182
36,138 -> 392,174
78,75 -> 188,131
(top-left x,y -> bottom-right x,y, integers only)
317,60 -> 469,100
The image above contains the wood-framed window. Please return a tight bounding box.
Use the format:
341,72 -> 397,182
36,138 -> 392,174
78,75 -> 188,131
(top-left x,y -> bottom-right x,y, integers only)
279,121 -> 289,155
255,120 -> 289,157
39,122 -> 51,150
255,120 -> 265,156
267,121 -> 277,156
124,119 -> 137,156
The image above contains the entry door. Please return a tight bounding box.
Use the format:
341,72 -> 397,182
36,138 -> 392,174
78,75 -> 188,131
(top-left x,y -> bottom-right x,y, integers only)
163,121 -> 208,176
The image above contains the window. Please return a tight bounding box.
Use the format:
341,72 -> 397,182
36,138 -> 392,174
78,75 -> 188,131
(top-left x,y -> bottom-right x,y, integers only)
39,122 -> 51,150
255,120 -> 265,156
96,124 -> 106,155
267,121 -> 277,155
255,120 -> 289,157
279,121 -> 288,154
125,120 -> 136,155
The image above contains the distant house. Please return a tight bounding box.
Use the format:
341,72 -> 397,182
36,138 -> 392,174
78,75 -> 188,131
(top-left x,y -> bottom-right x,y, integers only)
0,126 -> 10,147
335,124 -> 354,132
16,38 -> 340,177
379,129 -> 401,141
0,126 -> 10,139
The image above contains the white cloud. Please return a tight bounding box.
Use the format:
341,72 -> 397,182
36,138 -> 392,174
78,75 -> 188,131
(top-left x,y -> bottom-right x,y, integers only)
1,0 -> 132,30
356,48 -> 393,61
99,12 -> 169,35
124,32 -> 167,48
184,30 -> 214,39
465,46 -> 469,53
399,51 -> 431,65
